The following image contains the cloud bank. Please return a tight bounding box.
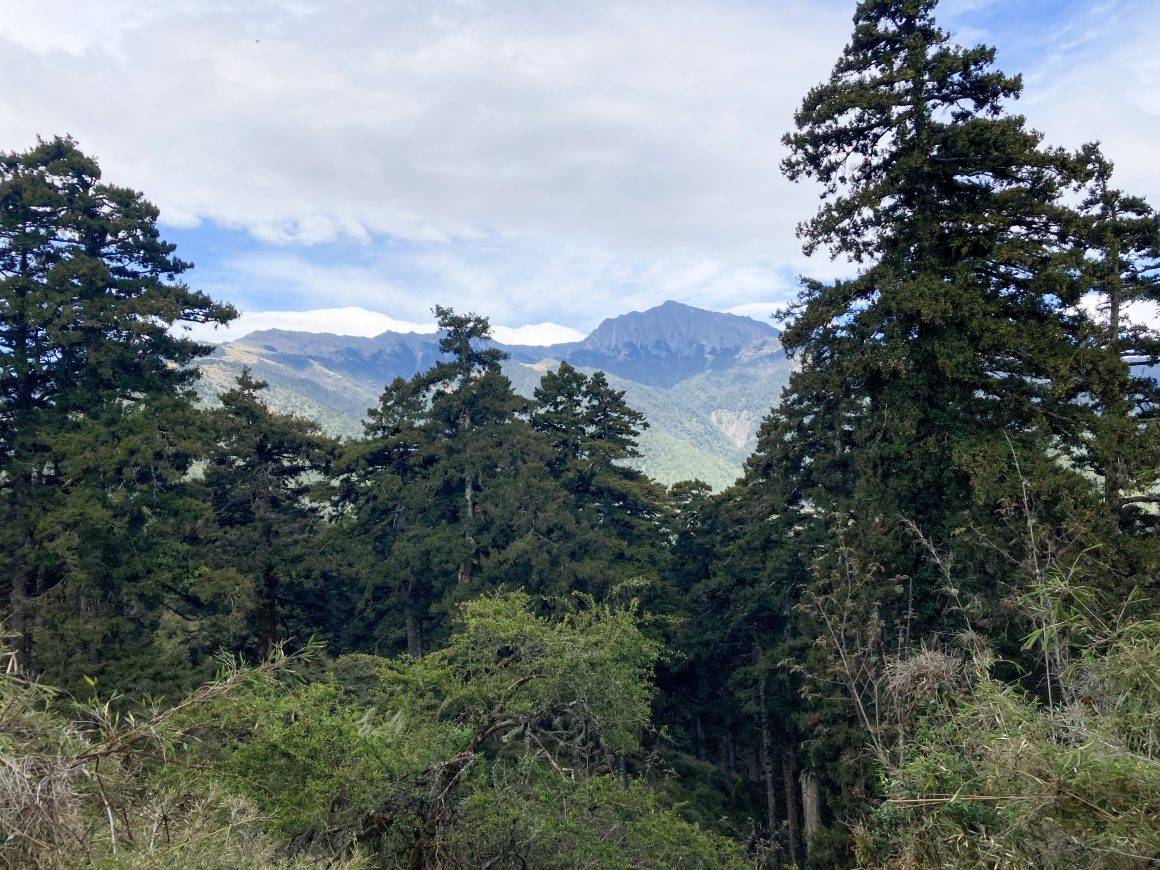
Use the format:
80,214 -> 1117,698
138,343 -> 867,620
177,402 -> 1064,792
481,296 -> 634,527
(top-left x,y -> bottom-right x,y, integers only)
182,307 -> 585,347
2,0 -> 1158,331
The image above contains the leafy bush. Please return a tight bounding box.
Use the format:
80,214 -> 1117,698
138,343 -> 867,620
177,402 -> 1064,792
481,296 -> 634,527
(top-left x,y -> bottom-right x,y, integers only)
859,583 -> 1160,869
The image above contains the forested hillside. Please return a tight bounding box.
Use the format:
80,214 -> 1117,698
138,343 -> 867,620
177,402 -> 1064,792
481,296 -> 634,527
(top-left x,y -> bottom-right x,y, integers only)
2,1 -> 1159,868
194,300 -> 793,491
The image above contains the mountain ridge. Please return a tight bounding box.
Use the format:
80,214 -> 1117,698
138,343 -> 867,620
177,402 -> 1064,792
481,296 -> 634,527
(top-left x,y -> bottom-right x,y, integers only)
196,301 -> 793,489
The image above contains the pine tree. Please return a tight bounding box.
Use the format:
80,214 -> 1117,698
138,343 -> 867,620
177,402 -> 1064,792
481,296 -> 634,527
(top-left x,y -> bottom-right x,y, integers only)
424,306 -> 522,587
778,0 -> 1096,533
202,369 -> 335,654
0,137 -> 234,683
1074,146 -> 1160,535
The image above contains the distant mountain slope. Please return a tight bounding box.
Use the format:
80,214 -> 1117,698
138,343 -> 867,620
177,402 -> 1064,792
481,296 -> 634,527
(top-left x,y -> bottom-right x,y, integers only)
567,300 -> 782,387
194,301 -> 794,489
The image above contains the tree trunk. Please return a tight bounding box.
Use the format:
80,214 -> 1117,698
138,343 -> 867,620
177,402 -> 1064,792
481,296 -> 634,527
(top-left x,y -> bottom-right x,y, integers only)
1104,220 -> 1126,513
256,566 -> 278,655
753,637 -> 778,841
719,731 -> 735,776
458,467 -> 476,585
782,749 -> 802,869
800,770 -> 821,853
758,712 -> 778,841
9,566 -> 30,673
9,465 -> 37,673
405,607 -> 424,658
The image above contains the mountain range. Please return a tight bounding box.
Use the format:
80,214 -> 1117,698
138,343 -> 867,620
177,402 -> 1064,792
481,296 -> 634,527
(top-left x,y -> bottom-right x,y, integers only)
194,300 -> 795,490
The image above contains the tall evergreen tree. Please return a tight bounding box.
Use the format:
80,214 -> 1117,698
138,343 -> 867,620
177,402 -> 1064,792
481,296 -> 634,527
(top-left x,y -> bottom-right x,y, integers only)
0,137 -> 234,683
0,137 -> 233,428
777,0 -> 1097,535
202,369 -> 335,655
339,308 -> 554,655
530,363 -> 669,599
681,1 -> 1143,860
1074,146 -> 1160,538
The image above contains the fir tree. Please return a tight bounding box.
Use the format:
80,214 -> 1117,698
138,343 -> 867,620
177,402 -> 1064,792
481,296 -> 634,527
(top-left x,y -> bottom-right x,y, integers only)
1074,146 -> 1160,535
0,137 -> 234,684
778,0 -> 1095,531
202,369 -> 335,654
691,1 -> 1133,859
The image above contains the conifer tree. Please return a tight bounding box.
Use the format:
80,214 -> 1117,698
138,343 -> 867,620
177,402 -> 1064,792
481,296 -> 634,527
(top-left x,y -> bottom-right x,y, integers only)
0,137 -> 233,428
1074,146 -> 1160,536
530,361 -> 590,474
530,363 -> 668,599
0,137 -> 234,683
339,308 -> 555,655
424,306 -> 522,587
691,1 -> 1135,859
778,0 -> 1095,534
202,369 -> 335,654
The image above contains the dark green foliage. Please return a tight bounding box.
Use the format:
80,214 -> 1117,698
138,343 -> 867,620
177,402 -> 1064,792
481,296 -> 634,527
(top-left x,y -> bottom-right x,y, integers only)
0,136 -> 234,428
1073,146 -> 1160,550
6,7 -> 1160,862
531,363 -> 668,596
201,369 -> 337,654
778,0 -> 1098,530
339,322 -> 671,658
0,137 -> 235,693
336,308 -> 558,655
656,1 -> 1160,862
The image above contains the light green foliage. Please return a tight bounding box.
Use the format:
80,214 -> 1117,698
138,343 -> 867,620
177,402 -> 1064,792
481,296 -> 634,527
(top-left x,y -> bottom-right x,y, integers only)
0,642 -> 352,870
635,428 -> 741,493
172,592 -> 737,867
2,594 -> 740,868
453,763 -> 748,869
7,0 -> 1160,860
859,582 -> 1160,869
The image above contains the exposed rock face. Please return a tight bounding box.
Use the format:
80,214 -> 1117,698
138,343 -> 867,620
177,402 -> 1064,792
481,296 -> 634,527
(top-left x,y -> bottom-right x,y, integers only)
710,409 -> 755,450
567,300 -> 781,388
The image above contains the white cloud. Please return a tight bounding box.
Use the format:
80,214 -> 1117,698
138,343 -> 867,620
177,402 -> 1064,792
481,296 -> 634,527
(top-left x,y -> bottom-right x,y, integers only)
725,301 -> 787,326
3,0 -> 1158,331
982,1 -> 1160,207
182,307 -> 438,343
213,243 -> 801,333
0,0 -> 851,264
491,323 -> 586,346
179,305 -> 585,346
1078,294 -> 1160,334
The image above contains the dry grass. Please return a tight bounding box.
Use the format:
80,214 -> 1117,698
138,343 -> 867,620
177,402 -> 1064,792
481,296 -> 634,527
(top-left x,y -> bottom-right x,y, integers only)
886,648 -> 961,703
0,754 -> 85,868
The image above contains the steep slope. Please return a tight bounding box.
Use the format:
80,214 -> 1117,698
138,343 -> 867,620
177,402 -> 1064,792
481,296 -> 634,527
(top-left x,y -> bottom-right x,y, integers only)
567,300 -> 781,387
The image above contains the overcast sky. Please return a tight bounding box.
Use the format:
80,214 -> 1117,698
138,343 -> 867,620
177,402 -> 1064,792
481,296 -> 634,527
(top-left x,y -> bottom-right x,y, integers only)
3,0 -> 1158,341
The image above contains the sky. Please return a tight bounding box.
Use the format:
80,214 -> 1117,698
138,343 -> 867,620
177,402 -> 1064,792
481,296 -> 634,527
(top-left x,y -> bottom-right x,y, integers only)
2,0 -> 1159,343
